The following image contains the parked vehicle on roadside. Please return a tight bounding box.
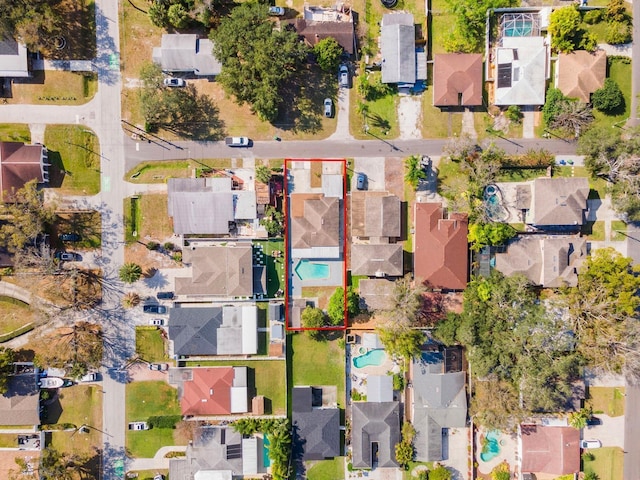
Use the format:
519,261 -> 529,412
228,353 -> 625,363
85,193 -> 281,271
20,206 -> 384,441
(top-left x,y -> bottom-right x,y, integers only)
581,439 -> 602,449
143,304 -> 167,314
128,422 -> 149,430
149,363 -> 169,371
225,137 -> 251,147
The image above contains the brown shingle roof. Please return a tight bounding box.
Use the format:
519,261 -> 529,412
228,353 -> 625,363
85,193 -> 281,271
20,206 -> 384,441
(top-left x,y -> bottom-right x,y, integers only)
0,375 -> 40,426
433,54 -> 483,107
521,425 -> 580,475
351,244 -> 403,277
351,192 -> 401,238
530,178 -> 589,226
290,194 -> 340,249
414,203 -> 468,290
557,50 -> 606,103
289,18 -> 355,54
0,142 -> 45,202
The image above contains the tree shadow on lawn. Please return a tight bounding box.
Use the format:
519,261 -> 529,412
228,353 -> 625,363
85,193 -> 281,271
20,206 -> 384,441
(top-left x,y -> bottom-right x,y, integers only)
161,87 -> 226,141
277,65 -> 337,134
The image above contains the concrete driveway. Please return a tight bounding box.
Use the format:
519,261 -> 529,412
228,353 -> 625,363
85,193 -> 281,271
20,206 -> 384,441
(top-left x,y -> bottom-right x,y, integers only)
585,414 -> 625,449
353,157 -> 386,191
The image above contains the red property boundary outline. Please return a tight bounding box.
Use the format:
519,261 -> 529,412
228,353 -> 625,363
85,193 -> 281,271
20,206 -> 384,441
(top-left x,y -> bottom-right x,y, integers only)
284,158 -> 348,332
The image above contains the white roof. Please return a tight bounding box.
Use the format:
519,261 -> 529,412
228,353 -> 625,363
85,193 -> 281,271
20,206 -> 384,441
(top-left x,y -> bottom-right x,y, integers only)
0,38 -> 28,77
194,471 -> 232,480
230,386 -> 248,413
242,437 -> 258,475
240,305 -> 257,354
495,36 -> 547,106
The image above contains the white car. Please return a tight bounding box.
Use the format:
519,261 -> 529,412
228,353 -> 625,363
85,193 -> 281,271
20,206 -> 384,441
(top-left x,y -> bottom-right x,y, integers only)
163,77 -> 185,87
80,372 -> 98,382
339,65 -> 350,88
268,6 -> 285,15
149,319 -> 165,326
128,422 -> 149,430
581,439 -> 602,449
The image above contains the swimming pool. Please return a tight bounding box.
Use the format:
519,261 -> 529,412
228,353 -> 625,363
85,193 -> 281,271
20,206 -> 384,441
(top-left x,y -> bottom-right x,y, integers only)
353,349 -> 386,368
480,430 -> 501,462
295,259 -> 330,280
263,435 -> 271,467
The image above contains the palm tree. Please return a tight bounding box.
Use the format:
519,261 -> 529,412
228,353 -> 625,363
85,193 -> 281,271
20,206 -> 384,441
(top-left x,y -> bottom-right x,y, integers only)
119,262 -> 142,283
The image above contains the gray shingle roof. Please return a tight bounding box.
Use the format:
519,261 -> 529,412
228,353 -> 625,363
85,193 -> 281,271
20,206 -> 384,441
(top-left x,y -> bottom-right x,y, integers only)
529,177 -> 589,227
351,401 -> 400,468
381,14 -> 416,84
292,387 -> 341,461
152,34 -> 222,76
350,244 -> 403,277
0,374 -> 40,426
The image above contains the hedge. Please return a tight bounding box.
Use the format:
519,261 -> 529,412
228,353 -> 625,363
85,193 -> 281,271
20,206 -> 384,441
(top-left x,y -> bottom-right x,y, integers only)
147,415 -> 182,429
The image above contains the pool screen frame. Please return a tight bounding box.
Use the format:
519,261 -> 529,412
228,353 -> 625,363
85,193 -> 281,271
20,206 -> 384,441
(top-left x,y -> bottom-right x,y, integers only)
284,158 -> 348,332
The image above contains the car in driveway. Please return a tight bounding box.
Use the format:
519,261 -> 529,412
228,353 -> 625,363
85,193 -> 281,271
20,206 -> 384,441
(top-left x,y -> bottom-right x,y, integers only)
156,291 -> 174,300
149,318 -> 165,326
356,173 -> 367,190
586,416 -> 602,426
324,98 -> 333,118
59,233 -> 81,242
268,6 -> 285,15
128,422 -> 149,430
339,65 -> 350,88
80,372 -> 98,382
581,439 -> 602,449
163,77 -> 185,87
143,304 -> 167,314
149,363 -> 169,371
55,251 -> 79,261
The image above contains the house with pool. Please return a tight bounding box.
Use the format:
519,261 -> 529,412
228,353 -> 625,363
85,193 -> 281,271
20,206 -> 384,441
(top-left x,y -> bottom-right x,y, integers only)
284,159 -> 346,329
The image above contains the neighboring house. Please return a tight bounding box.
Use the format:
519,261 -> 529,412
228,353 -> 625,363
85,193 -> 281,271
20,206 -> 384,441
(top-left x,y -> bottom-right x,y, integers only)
556,50 -> 606,103
0,36 -> 29,78
351,401 -> 400,468
414,203 -> 468,291
520,425 -> 580,476
175,244 -> 255,298
0,374 -> 40,427
380,13 -> 427,88
494,236 -> 587,287
169,425 -> 261,479
358,278 -> 396,311
168,178 -> 257,236
0,142 -> 49,202
411,346 -> 466,462
292,386 -> 340,461
168,305 -> 257,357
518,177 -> 589,228
289,4 -> 356,54
494,35 -> 548,106
152,34 -> 222,76
433,53 -> 483,107
171,367 -> 249,416
351,191 -> 403,277
290,193 -> 340,258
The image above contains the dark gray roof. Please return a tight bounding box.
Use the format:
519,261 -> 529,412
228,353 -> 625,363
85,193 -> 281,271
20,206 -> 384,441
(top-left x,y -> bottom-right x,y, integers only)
0,374 -> 40,426
381,13 -> 416,84
351,401 -> 400,468
152,34 -> 221,76
169,306 -> 257,356
269,302 -> 283,322
292,387 -> 341,461
531,177 -> 589,227
411,352 -> 467,462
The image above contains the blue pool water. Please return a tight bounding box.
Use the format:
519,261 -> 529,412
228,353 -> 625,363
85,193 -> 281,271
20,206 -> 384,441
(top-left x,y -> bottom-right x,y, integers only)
353,349 -> 386,368
263,435 -> 271,467
480,430 -> 501,462
504,21 -> 533,37
295,259 -> 329,280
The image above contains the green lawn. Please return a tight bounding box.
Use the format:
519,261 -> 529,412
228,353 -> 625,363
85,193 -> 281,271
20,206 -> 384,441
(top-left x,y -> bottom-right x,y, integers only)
290,333 -> 345,408
45,125 -> 100,195
587,386 -> 625,417
430,0 -> 456,54
592,59 -> 632,130
583,447 -> 624,480
495,168 -> 547,182
183,360 -> 287,415
124,197 -> 141,244
436,157 -> 469,199
582,221 -> 606,241
611,220 -> 627,241
572,166 -> 609,199
421,86 -> 463,138
46,385 -> 103,457
0,124 -> 30,143
254,240 -> 285,298
307,457 -> 345,480
350,80 -> 399,140
125,159 -> 232,183
136,327 -> 167,362
8,71 -> 98,106
126,381 -> 183,458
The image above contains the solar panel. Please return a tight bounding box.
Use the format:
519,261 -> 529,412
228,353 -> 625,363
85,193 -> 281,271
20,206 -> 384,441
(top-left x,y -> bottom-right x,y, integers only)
497,63 -> 512,88
226,444 -> 243,460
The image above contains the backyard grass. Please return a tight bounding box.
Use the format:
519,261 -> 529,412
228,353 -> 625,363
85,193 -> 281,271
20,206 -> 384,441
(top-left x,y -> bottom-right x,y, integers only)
254,240 -> 285,298
496,168 -> 547,182
136,327 -> 167,362
45,125 -> 101,195
611,220 -> 627,241
125,159 -> 232,183
53,211 -> 102,249
587,386 -> 625,417
139,194 -> 173,241
7,71 -> 98,106
46,385 -> 103,457
290,333 -> 345,408
126,381 -> 184,458
0,433 -> 19,448
592,59 -> 632,130
582,221 -> 606,241
301,286 -> 337,310
0,124 -> 30,143
436,157 -> 468,199
182,360 -> 287,415
430,0 -> 456,54
403,462 -> 434,480
0,296 -> 34,336
306,457 -> 345,480
421,87 -> 463,138
582,446 -> 624,480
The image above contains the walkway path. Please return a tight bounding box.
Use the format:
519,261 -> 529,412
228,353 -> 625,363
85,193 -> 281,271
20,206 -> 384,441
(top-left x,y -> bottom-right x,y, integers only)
521,106 -> 535,139
328,86 -> 354,141
460,108 -> 476,140
0,281 -> 32,304
127,446 -> 188,471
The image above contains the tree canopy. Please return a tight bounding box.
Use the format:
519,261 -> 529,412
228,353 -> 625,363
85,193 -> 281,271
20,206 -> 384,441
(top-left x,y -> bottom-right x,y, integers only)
0,347 -> 15,395
210,2 -> 309,122
327,287 -> 360,325
592,78 -> 624,113
467,223 -> 516,251
405,155 -> 427,190
0,0 -> 63,50
313,37 -> 343,72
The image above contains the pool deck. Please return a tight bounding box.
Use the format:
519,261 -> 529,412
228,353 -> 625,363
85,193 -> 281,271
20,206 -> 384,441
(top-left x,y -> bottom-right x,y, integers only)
349,345 -> 401,397
290,258 -> 344,296
476,428 -> 518,475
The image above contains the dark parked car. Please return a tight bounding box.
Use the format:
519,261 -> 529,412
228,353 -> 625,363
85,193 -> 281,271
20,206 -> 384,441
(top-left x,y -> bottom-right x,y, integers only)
59,233 -> 81,242
356,173 -> 367,190
55,252 -> 79,261
143,304 -> 167,314
586,416 -> 602,426
156,291 -> 174,300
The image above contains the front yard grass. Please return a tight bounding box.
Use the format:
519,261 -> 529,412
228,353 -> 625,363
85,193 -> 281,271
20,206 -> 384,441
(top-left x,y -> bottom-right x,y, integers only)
53,211 -> 102,249
254,240 -> 285,298
0,124 -> 30,143
573,167 -> 609,199
125,159 -> 232,183
611,220 -> 627,241
8,71 -> 98,106
126,381 -> 184,458
436,157 -> 469,199
582,221 -> 606,241
183,360 -> 287,415
290,333 -> 345,408
591,59 -> 632,130
306,457 -> 345,480
0,296 -> 34,336
582,446 -> 624,480
45,125 -> 101,195
587,386 -> 625,417
496,168 -> 547,182
350,90 -> 399,140
421,87 -> 463,138
47,385 -> 103,457
136,327 -> 167,362
139,194 -> 173,241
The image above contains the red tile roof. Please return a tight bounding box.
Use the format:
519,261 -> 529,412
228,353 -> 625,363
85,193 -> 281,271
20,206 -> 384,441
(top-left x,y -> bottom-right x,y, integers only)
414,203 -> 468,290
433,54 -> 483,107
180,367 -> 234,416
521,425 -> 580,475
